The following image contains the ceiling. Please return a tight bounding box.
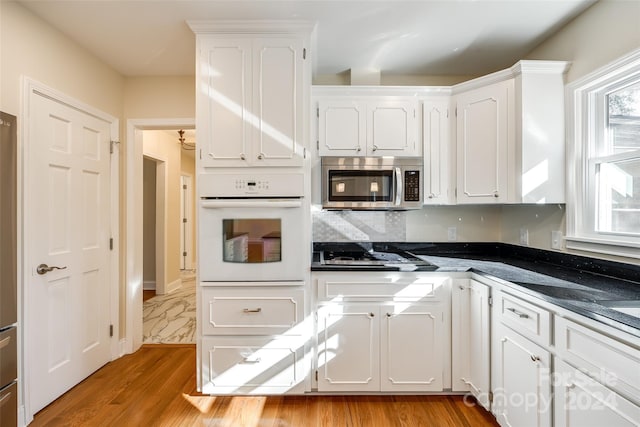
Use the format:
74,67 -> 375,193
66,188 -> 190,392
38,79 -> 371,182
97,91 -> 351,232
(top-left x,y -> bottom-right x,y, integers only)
19,0 -> 596,78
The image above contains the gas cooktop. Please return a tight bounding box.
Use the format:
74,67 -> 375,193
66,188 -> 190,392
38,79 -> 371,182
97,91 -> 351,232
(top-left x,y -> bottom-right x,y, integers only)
319,248 -> 437,269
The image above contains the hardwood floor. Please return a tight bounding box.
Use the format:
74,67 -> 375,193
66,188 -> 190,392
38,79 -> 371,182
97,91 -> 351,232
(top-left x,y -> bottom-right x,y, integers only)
32,345 -> 499,427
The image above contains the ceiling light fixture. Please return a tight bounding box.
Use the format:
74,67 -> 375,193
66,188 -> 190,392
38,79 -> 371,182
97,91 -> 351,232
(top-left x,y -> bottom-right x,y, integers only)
178,129 -> 196,150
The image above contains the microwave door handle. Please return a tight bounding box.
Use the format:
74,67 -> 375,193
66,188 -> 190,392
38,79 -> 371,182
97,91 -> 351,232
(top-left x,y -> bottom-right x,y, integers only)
395,167 -> 403,206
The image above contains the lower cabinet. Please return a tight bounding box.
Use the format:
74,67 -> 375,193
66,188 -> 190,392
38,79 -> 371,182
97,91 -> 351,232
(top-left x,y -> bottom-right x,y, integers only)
554,359 -> 640,427
316,302 -> 445,392
452,279 -> 491,409
492,307 -> 552,427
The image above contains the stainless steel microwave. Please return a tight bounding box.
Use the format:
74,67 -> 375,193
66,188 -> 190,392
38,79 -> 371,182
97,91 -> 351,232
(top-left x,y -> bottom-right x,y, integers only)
321,157 -> 423,210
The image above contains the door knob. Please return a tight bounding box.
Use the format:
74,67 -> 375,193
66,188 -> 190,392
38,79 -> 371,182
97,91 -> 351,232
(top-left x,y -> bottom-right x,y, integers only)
37,264 -> 67,275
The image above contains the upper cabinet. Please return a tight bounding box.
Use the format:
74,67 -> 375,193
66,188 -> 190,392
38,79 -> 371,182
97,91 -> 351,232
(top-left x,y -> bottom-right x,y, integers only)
190,21 -> 315,168
453,60 -> 570,204
314,88 -> 420,157
422,97 -> 453,204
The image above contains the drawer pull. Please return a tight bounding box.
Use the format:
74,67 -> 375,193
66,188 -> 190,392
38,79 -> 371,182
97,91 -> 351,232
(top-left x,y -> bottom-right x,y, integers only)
506,307 -> 529,318
242,357 -> 261,364
0,389 -> 11,405
243,308 -> 262,313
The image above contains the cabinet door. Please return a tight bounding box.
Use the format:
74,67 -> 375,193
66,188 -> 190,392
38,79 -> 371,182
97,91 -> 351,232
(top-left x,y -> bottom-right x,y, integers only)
367,100 -> 419,156
554,359 -> 640,427
423,99 -> 451,204
380,303 -> 444,392
317,304 -> 380,392
456,80 -> 512,203
452,280 -> 491,409
318,99 -> 366,156
198,37 -> 252,167
252,37 -> 305,166
493,323 -> 551,427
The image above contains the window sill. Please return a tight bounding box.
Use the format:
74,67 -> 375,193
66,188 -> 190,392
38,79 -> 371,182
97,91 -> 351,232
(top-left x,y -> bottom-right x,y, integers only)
565,236 -> 640,260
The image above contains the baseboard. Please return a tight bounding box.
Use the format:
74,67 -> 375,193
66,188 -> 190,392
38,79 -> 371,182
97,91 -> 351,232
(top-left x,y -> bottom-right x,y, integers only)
143,280 -> 156,291
166,277 -> 182,294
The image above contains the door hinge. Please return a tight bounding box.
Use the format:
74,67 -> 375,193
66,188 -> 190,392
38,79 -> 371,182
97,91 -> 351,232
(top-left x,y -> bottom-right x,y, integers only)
489,391 -> 494,403
488,296 -> 493,306
110,237 -> 114,250
109,324 -> 114,337
110,140 -> 120,154
316,107 -> 319,118
199,149 -> 202,160
183,218 -> 187,223
315,370 -> 318,381
303,48 -> 307,60
183,251 -> 187,257
183,184 -> 187,190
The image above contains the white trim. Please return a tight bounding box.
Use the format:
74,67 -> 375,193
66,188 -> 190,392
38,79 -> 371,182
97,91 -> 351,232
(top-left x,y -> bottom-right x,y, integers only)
20,77 -> 120,423
188,19 -> 316,35
565,48 -> 640,257
143,280 -> 157,291
125,118 -> 195,354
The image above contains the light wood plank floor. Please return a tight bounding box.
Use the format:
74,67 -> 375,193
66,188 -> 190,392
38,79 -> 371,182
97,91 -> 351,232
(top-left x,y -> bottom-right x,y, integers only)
32,345 -> 499,427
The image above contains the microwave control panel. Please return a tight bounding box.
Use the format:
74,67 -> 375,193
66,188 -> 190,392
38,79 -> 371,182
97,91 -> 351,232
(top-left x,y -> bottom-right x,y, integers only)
404,170 -> 420,202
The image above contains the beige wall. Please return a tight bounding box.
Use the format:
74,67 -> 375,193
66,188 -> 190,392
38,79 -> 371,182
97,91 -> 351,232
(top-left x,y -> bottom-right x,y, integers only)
406,206 -> 502,243
180,151 -> 197,269
0,2 -> 124,117
525,0 -> 640,84
142,130 -> 182,290
123,76 -> 195,119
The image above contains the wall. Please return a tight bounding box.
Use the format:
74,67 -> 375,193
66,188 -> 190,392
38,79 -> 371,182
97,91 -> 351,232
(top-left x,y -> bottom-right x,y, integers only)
180,150 -> 196,268
142,130 -> 182,292
123,76 -> 195,119
142,158 -> 157,286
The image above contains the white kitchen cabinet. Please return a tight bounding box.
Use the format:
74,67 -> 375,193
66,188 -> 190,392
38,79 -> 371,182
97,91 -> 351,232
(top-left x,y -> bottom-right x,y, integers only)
314,272 -> 450,393
198,284 -> 310,394
191,22 -> 313,168
453,60 -> 569,204
316,303 -> 445,393
452,279 -> 491,410
492,322 -> 552,427
455,80 -> 512,204
554,359 -> 640,427
423,98 -> 453,204
316,95 -> 420,157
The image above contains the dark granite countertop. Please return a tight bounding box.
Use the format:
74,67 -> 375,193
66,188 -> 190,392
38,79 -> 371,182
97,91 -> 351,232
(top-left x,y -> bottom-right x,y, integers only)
311,242 -> 640,338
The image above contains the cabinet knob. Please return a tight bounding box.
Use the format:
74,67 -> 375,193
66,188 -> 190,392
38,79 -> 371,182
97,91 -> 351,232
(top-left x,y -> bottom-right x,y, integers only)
368,312 -> 375,318
493,191 -> 499,198
257,153 -> 264,160
240,153 -> 246,160
356,147 -> 362,152
372,145 -> 378,152
386,313 -> 393,318
428,193 -> 436,199
530,355 -> 540,363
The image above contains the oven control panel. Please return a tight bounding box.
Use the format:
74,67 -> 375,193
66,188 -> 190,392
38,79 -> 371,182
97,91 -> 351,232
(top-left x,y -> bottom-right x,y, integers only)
199,173 -> 304,198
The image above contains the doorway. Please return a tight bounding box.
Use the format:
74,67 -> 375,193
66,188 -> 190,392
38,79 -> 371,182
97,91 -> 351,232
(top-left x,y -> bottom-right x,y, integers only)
125,119 -> 195,353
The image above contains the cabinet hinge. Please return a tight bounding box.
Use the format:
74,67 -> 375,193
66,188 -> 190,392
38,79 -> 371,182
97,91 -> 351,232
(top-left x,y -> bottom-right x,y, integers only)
316,107 -> 319,118
316,140 -> 319,151
488,296 -> 493,306
303,147 -> 307,159
489,391 -> 494,403
455,107 -> 457,117
303,48 -> 307,60
109,324 -> 114,337
199,149 -> 202,160
315,370 -> 318,381
110,140 -> 120,154
110,238 -> 114,250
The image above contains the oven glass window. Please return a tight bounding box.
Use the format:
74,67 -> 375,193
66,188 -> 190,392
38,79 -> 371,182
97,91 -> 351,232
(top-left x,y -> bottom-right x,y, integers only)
328,170 -> 393,202
222,219 -> 281,263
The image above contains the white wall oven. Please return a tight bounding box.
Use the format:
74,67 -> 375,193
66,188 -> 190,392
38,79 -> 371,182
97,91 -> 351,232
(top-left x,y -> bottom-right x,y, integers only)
199,173 -> 306,282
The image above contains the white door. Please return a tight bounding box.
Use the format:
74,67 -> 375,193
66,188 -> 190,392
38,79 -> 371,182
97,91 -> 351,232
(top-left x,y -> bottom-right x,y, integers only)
27,91 -> 114,414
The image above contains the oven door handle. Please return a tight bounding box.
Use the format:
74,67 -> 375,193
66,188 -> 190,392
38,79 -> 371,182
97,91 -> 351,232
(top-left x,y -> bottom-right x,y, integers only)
394,167 -> 403,206
201,199 -> 303,209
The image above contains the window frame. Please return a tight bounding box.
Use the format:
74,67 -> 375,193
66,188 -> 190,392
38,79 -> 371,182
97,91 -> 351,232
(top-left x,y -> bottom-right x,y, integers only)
566,48 -> 640,259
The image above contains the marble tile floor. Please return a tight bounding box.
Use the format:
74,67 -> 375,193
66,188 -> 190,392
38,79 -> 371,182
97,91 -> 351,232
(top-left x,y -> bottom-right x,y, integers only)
143,270 -> 196,344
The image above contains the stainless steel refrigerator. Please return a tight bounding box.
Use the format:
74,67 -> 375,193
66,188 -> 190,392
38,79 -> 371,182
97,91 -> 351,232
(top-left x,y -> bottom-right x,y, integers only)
0,111 -> 18,426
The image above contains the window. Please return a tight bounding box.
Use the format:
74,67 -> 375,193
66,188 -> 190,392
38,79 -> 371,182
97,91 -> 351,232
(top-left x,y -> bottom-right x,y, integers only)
567,49 -> 640,258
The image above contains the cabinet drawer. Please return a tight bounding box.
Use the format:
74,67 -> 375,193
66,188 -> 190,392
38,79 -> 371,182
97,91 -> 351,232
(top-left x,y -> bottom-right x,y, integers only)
317,273 -> 449,301
498,291 -> 551,346
200,336 -> 307,394
0,328 -> 16,388
201,288 -> 305,336
555,316 -> 640,405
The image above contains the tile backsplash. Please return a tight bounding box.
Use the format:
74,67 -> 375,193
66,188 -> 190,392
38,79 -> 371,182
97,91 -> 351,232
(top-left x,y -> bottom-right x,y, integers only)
312,209 -> 406,242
